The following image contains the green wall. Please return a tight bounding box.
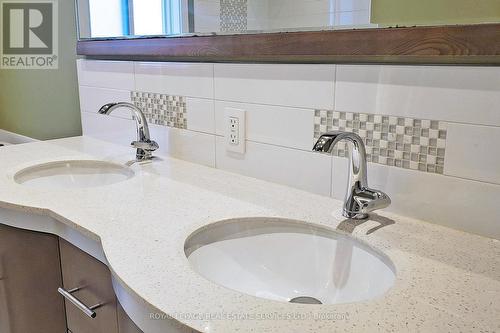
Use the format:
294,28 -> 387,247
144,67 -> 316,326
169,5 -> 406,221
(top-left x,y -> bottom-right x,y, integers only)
0,0 -> 81,140
372,0 -> 500,26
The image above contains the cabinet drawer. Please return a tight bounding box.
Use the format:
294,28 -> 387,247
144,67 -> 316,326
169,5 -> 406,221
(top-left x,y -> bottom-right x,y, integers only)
59,239 -> 118,333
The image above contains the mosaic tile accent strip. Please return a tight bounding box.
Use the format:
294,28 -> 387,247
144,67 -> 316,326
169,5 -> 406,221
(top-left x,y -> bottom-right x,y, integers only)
220,0 -> 247,32
314,111 -> 447,174
131,91 -> 187,129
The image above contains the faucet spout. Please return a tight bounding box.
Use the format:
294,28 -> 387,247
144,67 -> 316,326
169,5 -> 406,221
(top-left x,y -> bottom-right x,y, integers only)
313,131 -> 390,219
98,102 -> 159,161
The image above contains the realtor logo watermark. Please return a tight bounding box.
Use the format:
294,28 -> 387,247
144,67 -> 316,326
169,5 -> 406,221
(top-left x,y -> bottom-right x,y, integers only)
1,0 -> 58,69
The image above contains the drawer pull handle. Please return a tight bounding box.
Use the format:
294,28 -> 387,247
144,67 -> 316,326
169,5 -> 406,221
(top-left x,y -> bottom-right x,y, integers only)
58,287 -> 102,318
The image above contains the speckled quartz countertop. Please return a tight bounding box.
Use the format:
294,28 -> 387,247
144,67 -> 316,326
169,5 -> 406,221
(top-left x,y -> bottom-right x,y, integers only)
0,136 -> 499,333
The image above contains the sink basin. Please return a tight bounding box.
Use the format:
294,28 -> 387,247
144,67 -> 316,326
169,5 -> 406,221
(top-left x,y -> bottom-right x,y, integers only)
14,160 -> 134,189
185,218 -> 396,305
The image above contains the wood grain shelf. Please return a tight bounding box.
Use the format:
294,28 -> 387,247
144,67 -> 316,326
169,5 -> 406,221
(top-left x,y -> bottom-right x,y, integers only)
77,23 -> 500,65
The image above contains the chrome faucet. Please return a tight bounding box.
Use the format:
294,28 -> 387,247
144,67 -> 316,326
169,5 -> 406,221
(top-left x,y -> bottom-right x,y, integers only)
98,102 -> 159,162
313,131 -> 391,219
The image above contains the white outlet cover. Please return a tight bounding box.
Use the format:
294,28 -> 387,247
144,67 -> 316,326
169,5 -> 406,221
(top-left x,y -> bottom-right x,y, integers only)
225,107 -> 246,154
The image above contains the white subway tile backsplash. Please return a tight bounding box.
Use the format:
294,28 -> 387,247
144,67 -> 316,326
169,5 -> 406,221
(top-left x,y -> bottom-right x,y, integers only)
335,65 -> 500,126
444,123 -> 500,185
216,137 -> 332,196
214,64 -> 335,109
81,111 -> 136,146
331,156 -> 500,239
79,86 -> 132,119
186,98 -> 216,134
215,101 -> 315,150
164,128 -> 216,167
134,62 -> 214,99
82,110 -> 215,167
77,59 -> 134,90
77,59 -> 500,239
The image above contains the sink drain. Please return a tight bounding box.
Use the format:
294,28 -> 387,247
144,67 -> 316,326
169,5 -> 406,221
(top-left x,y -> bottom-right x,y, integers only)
289,296 -> 323,305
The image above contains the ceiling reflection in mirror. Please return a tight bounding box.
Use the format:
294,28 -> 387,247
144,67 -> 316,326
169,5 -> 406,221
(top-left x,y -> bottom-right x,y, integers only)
76,0 -> 500,40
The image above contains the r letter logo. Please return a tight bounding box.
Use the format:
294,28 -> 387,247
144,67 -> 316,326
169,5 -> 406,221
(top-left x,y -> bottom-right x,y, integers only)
1,0 -> 58,69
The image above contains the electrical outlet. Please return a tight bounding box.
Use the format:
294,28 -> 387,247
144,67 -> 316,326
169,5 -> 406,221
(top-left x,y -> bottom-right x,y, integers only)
225,108 -> 246,154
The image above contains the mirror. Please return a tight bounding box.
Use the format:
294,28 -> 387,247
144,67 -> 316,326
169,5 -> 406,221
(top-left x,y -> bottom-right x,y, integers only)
77,0 -> 375,39
76,0 -> 500,40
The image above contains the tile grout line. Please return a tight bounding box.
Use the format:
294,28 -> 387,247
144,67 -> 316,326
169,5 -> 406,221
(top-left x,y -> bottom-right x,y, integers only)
212,64 -> 218,169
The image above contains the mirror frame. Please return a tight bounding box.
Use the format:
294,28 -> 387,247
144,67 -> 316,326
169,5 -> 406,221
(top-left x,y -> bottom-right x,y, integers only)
77,23 -> 500,65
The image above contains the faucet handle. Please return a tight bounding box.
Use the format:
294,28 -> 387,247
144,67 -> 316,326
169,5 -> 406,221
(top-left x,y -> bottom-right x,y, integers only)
346,187 -> 391,219
131,140 -> 159,152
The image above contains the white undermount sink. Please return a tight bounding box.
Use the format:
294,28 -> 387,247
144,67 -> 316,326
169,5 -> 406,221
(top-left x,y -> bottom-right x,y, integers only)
185,218 -> 396,305
13,160 -> 134,189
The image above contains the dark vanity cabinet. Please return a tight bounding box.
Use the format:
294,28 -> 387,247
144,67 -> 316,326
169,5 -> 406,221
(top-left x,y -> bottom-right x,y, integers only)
59,239 -> 120,333
0,224 -> 142,333
0,224 -> 67,333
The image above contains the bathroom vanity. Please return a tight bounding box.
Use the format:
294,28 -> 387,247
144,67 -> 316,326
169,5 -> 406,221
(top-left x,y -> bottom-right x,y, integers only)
0,224 -> 141,333
0,136 -> 498,333
0,224 -> 65,333
1,0 -> 499,331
